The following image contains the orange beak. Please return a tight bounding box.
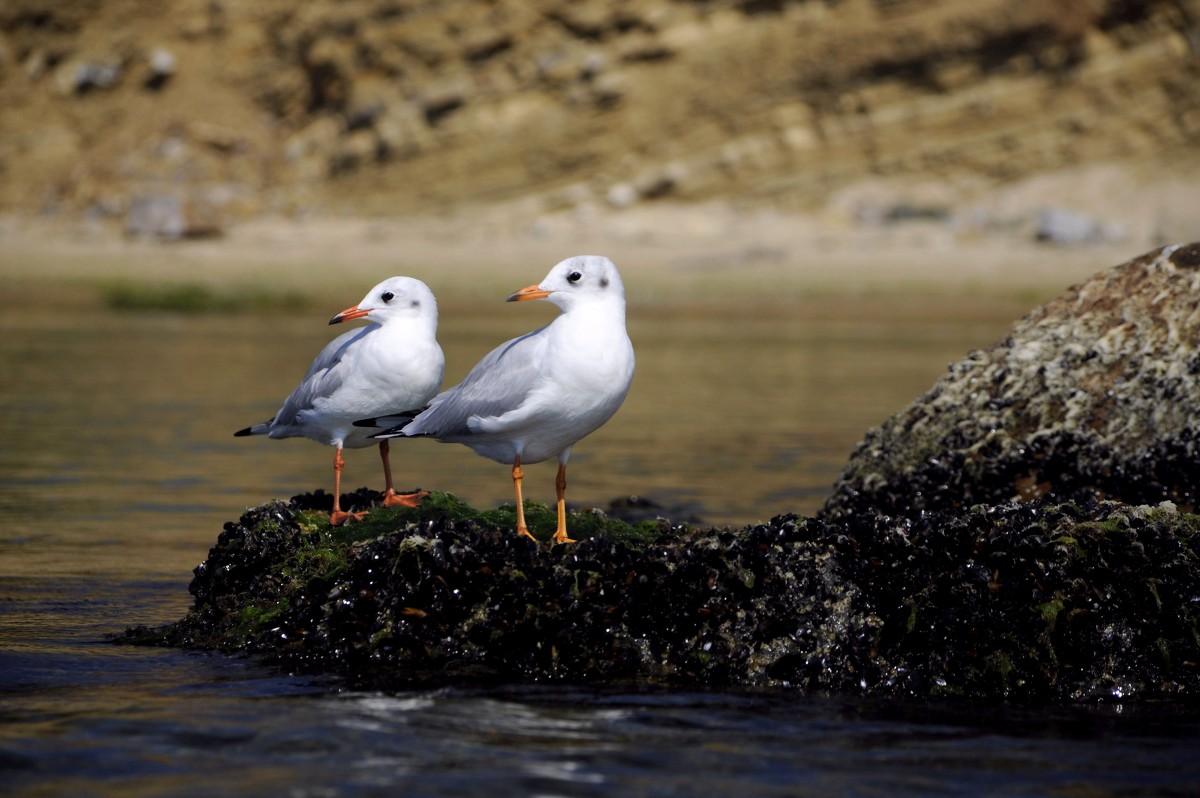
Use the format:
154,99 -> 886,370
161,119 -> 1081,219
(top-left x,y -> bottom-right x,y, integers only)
506,284 -> 552,302
329,305 -> 370,325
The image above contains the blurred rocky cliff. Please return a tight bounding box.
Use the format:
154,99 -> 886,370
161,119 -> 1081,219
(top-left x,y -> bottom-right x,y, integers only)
2,0 -> 1198,237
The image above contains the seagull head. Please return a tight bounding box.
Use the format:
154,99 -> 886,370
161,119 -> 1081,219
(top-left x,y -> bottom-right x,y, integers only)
329,276 -> 438,326
506,255 -> 625,312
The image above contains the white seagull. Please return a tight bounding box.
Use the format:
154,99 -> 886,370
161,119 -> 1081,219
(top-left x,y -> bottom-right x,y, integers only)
369,255 -> 635,543
235,276 -> 445,525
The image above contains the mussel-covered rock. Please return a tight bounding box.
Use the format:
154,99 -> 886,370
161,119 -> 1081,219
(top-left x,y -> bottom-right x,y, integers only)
122,490 -> 1200,703
822,243 -> 1200,519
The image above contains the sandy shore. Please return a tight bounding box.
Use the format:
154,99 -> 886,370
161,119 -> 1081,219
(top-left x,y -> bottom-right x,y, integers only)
3,161 -> 1195,312
0,206 -> 1158,309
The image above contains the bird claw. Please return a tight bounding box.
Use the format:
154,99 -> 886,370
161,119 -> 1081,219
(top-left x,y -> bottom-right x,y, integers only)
330,509 -> 369,526
552,532 -> 576,545
516,527 -> 537,541
382,490 -> 429,508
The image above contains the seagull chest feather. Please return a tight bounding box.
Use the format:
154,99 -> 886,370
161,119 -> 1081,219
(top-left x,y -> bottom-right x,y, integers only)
357,321 -> 444,403
541,303 -> 634,406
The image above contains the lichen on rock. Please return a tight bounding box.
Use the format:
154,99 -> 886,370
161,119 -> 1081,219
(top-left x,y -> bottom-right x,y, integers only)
823,243 -> 1200,519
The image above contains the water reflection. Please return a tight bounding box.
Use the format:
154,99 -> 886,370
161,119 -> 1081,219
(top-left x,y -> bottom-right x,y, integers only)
0,297 -> 1018,581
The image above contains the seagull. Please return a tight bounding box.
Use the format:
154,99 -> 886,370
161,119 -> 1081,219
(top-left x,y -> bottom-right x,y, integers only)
235,277 -> 445,525
366,255 -> 634,543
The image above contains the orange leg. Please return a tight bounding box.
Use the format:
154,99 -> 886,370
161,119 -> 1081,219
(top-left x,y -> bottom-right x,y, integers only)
378,439 -> 428,508
512,456 -> 536,540
552,462 -> 575,544
329,446 -> 367,525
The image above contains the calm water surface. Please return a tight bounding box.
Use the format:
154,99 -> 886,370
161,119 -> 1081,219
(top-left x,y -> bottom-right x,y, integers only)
3,296 -> 1198,795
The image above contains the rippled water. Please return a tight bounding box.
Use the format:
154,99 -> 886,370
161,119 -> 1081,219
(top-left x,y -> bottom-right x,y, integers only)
5,574 -> 1198,797
3,297 -> 1198,795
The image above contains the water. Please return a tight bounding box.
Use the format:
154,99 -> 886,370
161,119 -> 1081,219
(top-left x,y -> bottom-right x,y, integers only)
3,296 -> 1198,796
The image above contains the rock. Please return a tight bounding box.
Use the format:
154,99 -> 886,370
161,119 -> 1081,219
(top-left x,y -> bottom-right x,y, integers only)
54,58 -> 123,95
22,48 -> 47,81
1035,206 -> 1126,245
125,191 -> 224,240
418,77 -> 471,126
605,182 -> 638,208
549,1 -> 621,40
303,36 -> 355,112
587,71 -> 626,108
634,162 -> 689,200
617,32 -> 675,63
605,494 -> 706,525
143,47 -> 176,90
189,121 -> 246,154
461,29 -> 514,65
329,128 -> 380,175
343,75 -> 393,130
126,193 -> 185,239
283,117 -> 342,181
119,489 -> 1200,703
822,243 -> 1200,520
374,103 -> 435,161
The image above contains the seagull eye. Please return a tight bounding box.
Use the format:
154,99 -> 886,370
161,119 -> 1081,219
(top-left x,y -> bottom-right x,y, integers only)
381,291 -> 394,303
567,271 -> 583,284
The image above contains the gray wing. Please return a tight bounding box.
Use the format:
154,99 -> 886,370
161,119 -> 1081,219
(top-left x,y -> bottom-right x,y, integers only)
402,325 -> 548,438
270,326 -> 371,429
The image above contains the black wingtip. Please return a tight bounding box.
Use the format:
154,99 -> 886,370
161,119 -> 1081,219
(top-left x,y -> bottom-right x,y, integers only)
355,409 -> 425,429
233,426 -> 253,437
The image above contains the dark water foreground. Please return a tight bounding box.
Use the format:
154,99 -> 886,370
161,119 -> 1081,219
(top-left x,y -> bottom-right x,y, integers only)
13,598 -> 1200,798
120,488 -> 1200,705
7,491 -> 1200,798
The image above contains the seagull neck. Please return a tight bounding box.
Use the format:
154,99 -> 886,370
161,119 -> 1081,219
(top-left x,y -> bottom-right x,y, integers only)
380,311 -> 438,338
563,297 -> 625,328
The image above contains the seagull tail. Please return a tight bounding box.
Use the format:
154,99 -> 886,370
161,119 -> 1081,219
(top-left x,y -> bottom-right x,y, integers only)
355,409 -> 425,438
354,412 -> 416,429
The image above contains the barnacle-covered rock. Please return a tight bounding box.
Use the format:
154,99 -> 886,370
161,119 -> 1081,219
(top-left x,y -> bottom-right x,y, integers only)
823,243 -> 1200,519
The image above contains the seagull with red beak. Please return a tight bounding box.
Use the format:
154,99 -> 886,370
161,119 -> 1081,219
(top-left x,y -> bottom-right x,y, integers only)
236,276 -> 444,525
367,256 -> 635,543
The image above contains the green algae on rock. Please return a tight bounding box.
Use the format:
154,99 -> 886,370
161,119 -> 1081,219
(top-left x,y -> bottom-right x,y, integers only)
121,490 -> 1200,703
822,243 -> 1200,520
